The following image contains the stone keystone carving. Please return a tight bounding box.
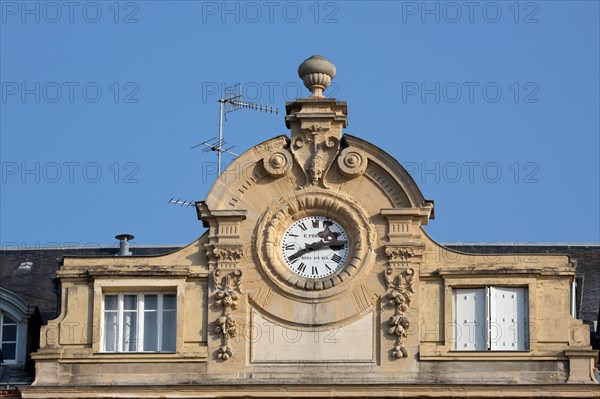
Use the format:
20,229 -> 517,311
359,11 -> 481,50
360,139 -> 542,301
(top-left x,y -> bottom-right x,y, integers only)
212,269 -> 242,361
383,267 -> 414,359
291,124 -> 340,188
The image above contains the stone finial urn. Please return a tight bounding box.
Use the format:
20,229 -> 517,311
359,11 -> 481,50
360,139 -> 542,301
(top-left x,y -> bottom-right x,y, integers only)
298,55 -> 337,98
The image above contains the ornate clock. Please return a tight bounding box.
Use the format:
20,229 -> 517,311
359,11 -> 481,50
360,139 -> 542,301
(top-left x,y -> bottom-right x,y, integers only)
281,216 -> 349,279
254,190 -> 376,294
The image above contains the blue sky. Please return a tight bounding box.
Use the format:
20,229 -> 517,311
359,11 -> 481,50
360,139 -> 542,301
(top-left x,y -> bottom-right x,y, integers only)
1,0 -> 598,247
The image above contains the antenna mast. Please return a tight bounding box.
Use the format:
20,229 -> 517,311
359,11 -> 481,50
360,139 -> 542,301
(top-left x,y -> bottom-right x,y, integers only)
191,83 -> 278,176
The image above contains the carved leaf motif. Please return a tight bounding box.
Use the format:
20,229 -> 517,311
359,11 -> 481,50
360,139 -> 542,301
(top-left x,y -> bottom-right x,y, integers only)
213,247 -> 243,262
385,247 -> 414,261
213,269 -> 243,292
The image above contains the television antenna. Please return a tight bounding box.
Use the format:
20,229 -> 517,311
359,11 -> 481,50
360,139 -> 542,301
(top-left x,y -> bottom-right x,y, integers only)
171,83 -> 279,209
190,83 -> 278,176
168,197 -> 195,207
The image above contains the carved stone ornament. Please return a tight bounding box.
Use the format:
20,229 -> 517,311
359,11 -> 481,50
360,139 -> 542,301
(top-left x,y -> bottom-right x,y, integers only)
383,267 -> 414,359
211,269 -> 242,361
214,315 -> 236,360
337,147 -> 367,178
207,244 -> 243,263
385,247 -> 415,261
298,54 -> 336,98
290,124 -> 340,188
253,188 -> 376,299
263,149 -> 293,177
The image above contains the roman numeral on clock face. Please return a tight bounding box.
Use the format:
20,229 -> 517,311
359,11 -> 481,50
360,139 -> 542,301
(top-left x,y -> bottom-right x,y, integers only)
311,266 -> 318,275
312,219 -> 319,228
288,254 -> 300,264
298,222 -> 307,231
285,243 -> 295,251
331,254 -> 342,263
297,262 -> 307,273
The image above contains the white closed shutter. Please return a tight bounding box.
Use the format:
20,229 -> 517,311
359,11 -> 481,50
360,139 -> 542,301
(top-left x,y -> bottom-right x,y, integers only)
489,287 -> 527,351
454,288 -> 486,351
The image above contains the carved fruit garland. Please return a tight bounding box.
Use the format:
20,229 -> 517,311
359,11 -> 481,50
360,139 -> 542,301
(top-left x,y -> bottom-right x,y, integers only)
212,269 -> 242,360
383,267 -> 414,359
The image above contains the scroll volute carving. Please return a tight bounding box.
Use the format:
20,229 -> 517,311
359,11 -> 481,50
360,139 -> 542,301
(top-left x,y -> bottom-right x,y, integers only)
290,124 -> 340,188
337,147 -> 368,178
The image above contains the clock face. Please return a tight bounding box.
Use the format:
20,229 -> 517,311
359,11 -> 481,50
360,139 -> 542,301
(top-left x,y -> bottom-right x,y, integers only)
281,216 -> 349,279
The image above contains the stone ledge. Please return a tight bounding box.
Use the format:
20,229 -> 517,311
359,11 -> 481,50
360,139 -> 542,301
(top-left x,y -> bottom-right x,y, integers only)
20,383 -> 600,398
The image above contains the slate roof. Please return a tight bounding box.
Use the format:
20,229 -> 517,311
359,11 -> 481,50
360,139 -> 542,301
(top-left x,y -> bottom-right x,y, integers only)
0,245 -> 181,322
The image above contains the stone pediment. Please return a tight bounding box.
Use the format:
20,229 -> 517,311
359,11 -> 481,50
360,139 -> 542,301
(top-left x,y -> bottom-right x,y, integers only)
202,133 -> 433,217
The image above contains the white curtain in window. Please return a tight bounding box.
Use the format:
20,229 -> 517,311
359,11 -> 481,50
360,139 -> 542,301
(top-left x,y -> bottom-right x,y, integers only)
122,295 -> 138,352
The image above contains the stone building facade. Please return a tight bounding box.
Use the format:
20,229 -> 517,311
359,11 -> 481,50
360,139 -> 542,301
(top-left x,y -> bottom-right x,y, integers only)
18,55 -> 598,398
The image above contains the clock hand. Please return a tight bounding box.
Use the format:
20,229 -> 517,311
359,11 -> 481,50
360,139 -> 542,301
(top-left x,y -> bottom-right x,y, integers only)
288,241 -> 327,260
325,239 -> 347,248
287,239 -> 348,261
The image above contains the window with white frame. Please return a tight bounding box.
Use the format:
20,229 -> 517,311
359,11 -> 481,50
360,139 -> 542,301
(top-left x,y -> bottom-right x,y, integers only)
103,293 -> 176,353
1,313 -> 18,362
453,286 -> 528,351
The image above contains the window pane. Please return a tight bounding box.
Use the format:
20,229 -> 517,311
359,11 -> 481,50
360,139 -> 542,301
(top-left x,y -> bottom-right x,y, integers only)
104,295 -> 118,311
162,310 -> 176,352
2,325 -> 17,341
143,311 -> 158,351
163,294 -> 176,311
104,312 -> 118,352
144,295 -> 158,310
122,311 -> 138,351
2,315 -> 16,324
123,295 -> 138,310
1,343 -> 16,360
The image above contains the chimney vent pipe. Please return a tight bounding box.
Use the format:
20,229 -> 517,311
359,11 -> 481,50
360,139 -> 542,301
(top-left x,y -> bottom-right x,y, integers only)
115,234 -> 134,256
